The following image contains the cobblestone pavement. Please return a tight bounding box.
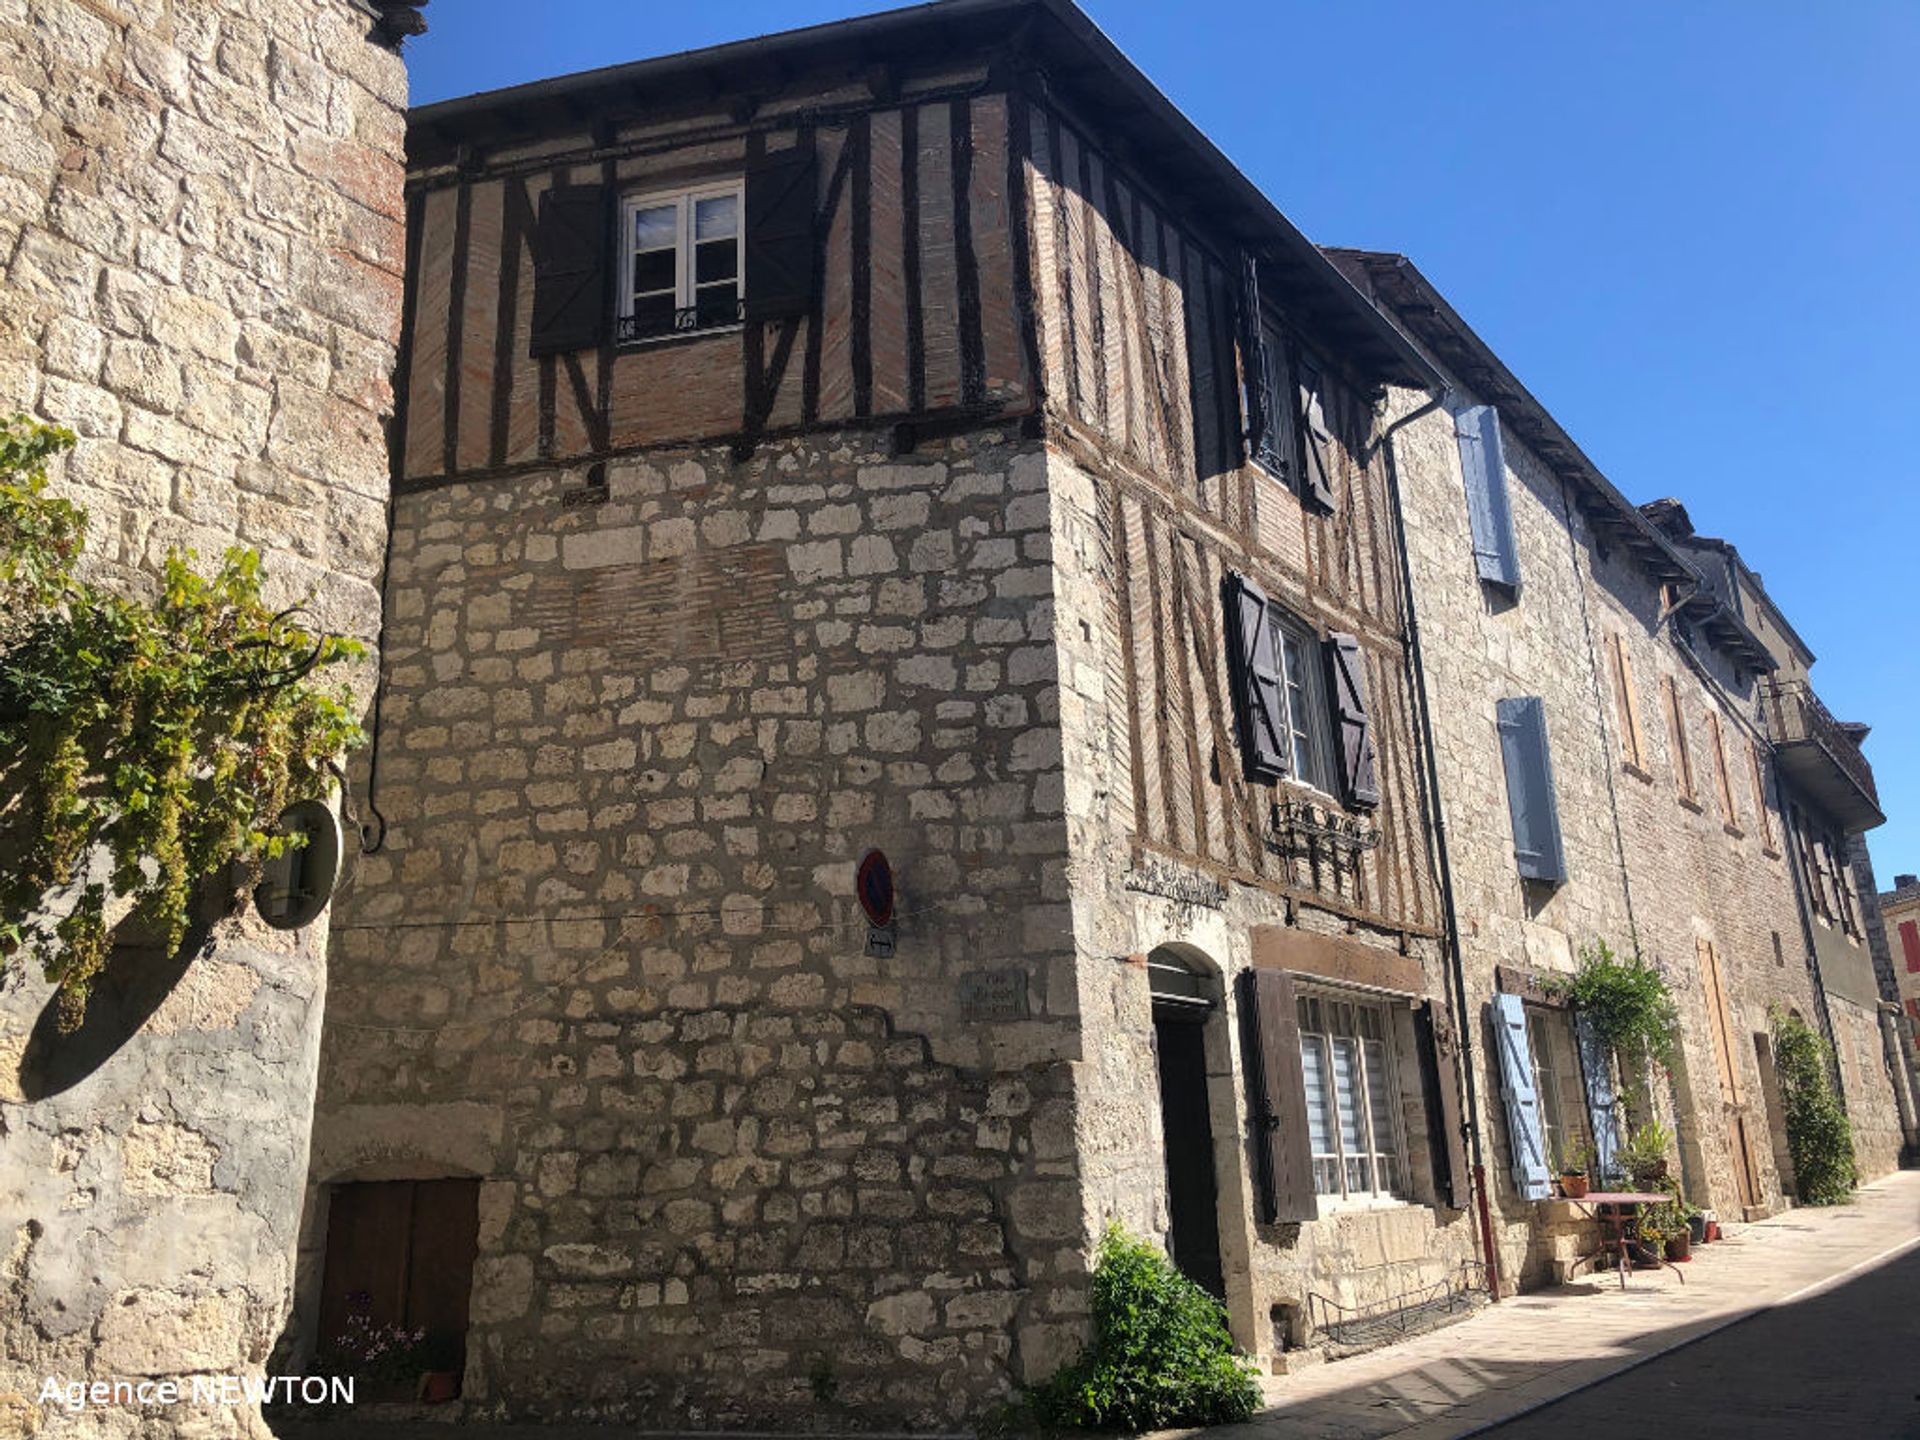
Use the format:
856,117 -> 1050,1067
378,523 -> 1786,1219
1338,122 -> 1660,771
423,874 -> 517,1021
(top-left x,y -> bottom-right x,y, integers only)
1192,1168 -> 1920,1440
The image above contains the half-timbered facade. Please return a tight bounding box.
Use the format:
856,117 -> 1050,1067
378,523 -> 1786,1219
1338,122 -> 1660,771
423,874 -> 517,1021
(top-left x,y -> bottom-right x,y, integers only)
302,0 -> 1482,1424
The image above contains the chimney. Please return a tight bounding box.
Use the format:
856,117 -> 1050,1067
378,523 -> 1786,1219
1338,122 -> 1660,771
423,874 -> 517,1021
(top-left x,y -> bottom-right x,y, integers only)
1897,874 -> 1919,890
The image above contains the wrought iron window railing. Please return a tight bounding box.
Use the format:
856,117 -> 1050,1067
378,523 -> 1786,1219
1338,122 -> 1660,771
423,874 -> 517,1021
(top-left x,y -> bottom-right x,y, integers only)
616,296 -> 746,344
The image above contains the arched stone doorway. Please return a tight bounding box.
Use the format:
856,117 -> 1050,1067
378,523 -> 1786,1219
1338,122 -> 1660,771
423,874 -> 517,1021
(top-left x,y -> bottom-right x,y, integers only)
1149,945 -> 1225,1298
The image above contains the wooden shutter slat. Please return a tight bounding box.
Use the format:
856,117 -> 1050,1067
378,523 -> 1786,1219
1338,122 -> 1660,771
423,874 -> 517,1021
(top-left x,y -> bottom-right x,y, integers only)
1496,696 -> 1566,883
1324,631 -> 1380,809
530,185 -> 609,357
1223,572 -> 1289,781
1491,993 -> 1551,1200
1415,999 -> 1470,1210
1573,1012 -> 1624,1182
1239,968 -> 1317,1223
745,143 -> 819,322
1238,253 -> 1274,467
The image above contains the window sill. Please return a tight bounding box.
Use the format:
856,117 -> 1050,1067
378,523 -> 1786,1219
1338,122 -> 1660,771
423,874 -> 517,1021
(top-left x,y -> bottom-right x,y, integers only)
1315,1194 -> 1409,1219
1622,761 -> 1654,785
615,321 -> 743,352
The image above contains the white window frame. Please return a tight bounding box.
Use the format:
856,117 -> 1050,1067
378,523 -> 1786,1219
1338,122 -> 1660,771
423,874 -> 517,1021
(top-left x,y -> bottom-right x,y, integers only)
616,180 -> 745,344
1295,985 -> 1407,1212
1269,610 -> 1333,796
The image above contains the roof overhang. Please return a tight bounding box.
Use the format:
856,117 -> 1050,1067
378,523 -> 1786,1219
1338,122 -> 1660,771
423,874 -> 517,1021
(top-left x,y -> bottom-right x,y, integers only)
407,0 -> 1442,390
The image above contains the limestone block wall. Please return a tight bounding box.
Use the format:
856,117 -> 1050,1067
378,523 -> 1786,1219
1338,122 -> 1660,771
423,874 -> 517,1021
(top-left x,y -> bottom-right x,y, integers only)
1829,995 -> 1904,1181
0,3 -> 405,1436
305,430 -> 1088,1426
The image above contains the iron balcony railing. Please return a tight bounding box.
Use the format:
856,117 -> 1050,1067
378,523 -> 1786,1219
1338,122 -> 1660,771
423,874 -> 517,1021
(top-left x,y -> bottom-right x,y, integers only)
1763,678 -> 1879,809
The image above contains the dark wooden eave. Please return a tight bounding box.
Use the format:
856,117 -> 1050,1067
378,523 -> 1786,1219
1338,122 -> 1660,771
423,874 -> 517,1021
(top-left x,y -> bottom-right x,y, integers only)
405,0 -> 1442,391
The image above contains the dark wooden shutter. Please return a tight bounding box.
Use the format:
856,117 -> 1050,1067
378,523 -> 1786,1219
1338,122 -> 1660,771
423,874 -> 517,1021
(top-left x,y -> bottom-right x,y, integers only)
1415,999 -> 1471,1211
1573,1012 -> 1624,1183
1491,993 -> 1552,1200
1222,572 -> 1289,781
1239,968 -> 1317,1223
744,142 -> 818,322
1324,632 -> 1380,809
530,185 -> 609,357
1456,404 -> 1522,591
317,1181 -> 415,1346
1496,696 -> 1567,883
1238,254 -> 1273,465
1293,346 -> 1338,510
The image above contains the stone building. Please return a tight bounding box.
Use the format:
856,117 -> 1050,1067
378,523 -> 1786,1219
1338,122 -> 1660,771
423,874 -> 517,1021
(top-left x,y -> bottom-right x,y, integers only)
1868,868 -> 1920,1121
0,1 -> 413,1436
296,0 -> 1497,1424
1336,251 -> 1907,1263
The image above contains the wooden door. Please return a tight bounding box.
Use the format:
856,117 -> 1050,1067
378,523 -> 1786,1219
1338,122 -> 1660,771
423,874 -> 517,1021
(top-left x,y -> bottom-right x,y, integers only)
1695,939 -> 1760,1210
1153,1008 -> 1224,1298
319,1179 -> 481,1386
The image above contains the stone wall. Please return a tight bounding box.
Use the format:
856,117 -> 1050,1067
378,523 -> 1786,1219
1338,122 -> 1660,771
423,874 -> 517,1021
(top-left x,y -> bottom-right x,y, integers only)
304,429 -> 1091,1426
0,2 -> 405,1435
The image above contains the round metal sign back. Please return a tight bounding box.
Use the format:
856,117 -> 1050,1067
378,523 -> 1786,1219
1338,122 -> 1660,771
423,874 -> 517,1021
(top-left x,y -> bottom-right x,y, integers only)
856,849 -> 895,928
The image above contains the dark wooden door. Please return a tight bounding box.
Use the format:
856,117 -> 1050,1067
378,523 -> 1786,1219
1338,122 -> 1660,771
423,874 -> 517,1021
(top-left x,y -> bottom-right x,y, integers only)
319,1179 -> 481,1388
1154,1009 -> 1224,1298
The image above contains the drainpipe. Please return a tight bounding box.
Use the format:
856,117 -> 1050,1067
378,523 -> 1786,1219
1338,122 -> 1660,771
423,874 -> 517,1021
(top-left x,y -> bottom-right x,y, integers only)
1375,388 -> 1504,1302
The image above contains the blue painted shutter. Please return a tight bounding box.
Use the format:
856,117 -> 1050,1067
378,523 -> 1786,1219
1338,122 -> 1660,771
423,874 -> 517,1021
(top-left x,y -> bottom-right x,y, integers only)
1497,697 -> 1566,883
1223,573 -> 1290,781
1491,993 -> 1551,1200
1456,405 -> 1521,591
1573,1012 -> 1623,1183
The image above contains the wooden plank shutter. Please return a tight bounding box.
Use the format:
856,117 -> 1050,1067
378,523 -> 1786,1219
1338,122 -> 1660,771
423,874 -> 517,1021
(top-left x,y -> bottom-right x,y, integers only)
1415,999 -> 1471,1210
1239,968 -> 1317,1223
1323,632 -> 1380,809
1455,404 -> 1521,590
530,185 -> 609,357
1222,572 -> 1289,781
405,1179 -> 481,1353
1496,696 -> 1567,883
1238,253 -> 1278,470
317,1181 -> 416,1346
744,142 -> 818,322
1491,993 -> 1551,1200
1572,1012 -> 1624,1183
1293,345 -> 1337,510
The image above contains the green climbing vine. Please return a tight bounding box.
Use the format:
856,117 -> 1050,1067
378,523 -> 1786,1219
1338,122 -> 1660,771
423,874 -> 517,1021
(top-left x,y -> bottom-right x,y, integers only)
0,415 -> 366,1030
1770,1007 -> 1855,1206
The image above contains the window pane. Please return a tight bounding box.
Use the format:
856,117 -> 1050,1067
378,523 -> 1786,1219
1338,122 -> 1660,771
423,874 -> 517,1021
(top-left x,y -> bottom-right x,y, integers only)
1300,1035 -> 1337,1195
694,282 -> 739,328
629,292 -> 676,339
633,204 -> 677,254
1332,1037 -> 1367,1192
1365,1037 -> 1397,1195
695,238 -> 737,285
694,193 -> 738,242
632,247 -> 676,299
1282,633 -> 1317,785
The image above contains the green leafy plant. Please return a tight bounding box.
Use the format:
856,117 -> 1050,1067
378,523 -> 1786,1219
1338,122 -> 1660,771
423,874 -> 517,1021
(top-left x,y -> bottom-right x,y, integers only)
1028,1226 -> 1261,1433
1771,1008 -> 1855,1206
0,415 -> 365,1028
1554,1136 -> 1596,1178
1569,939 -> 1680,1071
1616,1118 -> 1673,1187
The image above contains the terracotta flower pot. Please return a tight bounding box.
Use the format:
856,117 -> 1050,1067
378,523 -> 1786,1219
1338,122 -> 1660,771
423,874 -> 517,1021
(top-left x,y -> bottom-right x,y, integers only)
418,1371 -> 460,1404
1665,1232 -> 1692,1262
1560,1173 -> 1590,1199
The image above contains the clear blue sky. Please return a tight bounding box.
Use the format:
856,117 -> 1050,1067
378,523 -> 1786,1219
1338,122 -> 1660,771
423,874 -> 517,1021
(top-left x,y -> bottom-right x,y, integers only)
406,1 -> 1920,883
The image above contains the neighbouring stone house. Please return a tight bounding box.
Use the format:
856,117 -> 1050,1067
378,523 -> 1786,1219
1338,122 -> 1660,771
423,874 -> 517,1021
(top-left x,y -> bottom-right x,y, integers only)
0,1 -> 415,1437
295,0 -> 1493,1424
1337,251 -> 1908,1252
1872,870 -> 1920,1103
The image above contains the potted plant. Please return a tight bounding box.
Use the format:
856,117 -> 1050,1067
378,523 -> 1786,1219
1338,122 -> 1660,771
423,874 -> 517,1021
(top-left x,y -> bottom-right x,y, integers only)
417,1328 -> 464,1404
1556,1138 -> 1595,1200
1618,1119 -> 1673,1188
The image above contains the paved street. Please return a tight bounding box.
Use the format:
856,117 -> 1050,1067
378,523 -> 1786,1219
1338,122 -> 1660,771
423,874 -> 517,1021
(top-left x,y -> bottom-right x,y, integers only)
1478,1244 -> 1920,1438
1205,1168 -> 1920,1440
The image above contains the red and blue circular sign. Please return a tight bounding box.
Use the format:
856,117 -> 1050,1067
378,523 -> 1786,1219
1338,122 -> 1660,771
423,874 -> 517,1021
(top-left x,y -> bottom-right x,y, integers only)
856,849 -> 895,927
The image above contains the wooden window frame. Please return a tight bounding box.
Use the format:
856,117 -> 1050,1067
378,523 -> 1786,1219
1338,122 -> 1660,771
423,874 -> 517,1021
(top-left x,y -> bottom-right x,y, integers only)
1270,608 -> 1334,797
1295,985 -> 1408,1210
1664,676 -> 1698,806
1609,634 -> 1650,774
1707,709 -> 1741,834
616,180 -> 746,344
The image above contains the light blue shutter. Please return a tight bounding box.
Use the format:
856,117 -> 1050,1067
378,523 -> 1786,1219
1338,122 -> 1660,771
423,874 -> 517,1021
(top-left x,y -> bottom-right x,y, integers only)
1497,697 -> 1567,884
1456,405 -> 1521,591
1573,1012 -> 1624,1183
1492,993 -> 1551,1200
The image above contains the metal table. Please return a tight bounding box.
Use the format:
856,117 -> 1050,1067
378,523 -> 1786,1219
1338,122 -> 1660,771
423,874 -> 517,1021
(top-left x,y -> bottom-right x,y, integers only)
1563,1190 -> 1684,1289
